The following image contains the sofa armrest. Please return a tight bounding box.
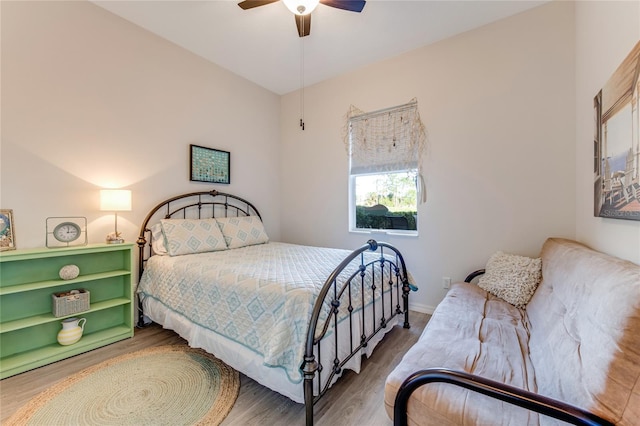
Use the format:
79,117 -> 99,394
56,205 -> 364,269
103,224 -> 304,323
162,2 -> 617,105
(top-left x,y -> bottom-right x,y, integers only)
464,269 -> 485,283
393,368 -> 614,426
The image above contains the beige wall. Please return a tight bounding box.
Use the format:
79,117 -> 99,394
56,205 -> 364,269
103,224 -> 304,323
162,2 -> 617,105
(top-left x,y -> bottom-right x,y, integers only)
575,0 -> 640,264
2,0 -> 638,313
280,1 -> 577,312
1,1 -> 282,249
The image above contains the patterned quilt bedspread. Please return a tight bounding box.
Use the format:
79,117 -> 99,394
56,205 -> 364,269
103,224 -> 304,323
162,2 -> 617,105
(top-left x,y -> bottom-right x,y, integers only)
137,242 -> 397,383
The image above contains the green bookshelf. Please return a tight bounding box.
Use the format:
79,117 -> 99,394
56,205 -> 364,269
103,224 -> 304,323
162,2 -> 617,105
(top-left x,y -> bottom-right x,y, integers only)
0,243 -> 134,379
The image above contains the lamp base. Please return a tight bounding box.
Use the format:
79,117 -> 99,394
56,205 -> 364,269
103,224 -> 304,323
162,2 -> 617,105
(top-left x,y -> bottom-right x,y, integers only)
106,232 -> 124,244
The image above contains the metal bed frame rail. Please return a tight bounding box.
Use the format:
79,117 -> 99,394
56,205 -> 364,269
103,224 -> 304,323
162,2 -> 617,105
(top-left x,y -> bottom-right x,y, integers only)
301,239 -> 412,426
393,368 -> 614,426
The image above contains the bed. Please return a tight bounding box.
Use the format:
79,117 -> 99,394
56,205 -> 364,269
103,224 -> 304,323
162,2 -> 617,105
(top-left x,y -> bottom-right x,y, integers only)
136,190 -> 414,425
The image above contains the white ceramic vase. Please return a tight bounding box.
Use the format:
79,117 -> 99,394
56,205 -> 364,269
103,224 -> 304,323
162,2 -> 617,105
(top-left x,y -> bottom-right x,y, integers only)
57,317 -> 86,346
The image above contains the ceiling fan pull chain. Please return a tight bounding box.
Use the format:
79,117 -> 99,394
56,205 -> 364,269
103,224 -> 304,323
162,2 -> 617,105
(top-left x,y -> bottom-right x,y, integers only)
300,31 -> 305,131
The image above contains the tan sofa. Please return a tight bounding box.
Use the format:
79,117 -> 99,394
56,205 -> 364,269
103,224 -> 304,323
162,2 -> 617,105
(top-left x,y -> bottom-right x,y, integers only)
385,238 -> 640,425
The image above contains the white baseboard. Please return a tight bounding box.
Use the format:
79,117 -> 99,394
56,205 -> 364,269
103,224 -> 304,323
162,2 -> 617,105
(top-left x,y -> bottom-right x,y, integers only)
408,302 -> 436,315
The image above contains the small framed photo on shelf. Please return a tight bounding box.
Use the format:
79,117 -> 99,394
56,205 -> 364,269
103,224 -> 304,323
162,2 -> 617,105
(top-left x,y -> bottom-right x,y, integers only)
0,209 -> 16,251
190,144 -> 230,184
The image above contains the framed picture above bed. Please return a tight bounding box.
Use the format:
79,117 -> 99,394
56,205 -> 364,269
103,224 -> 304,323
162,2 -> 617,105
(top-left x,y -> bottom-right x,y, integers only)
190,144 -> 230,184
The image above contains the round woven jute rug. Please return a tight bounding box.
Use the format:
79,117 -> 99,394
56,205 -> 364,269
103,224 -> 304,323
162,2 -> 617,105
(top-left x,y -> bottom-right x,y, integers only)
6,345 -> 240,426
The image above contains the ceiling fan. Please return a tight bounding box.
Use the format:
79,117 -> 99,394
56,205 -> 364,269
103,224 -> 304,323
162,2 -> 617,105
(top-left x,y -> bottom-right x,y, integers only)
238,0 -> 366,37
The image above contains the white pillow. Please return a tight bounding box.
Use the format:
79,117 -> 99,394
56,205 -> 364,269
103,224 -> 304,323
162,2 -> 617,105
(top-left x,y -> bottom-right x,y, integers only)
160,218 -> 228,256
215,216 -> 269,249
149,223 -> 168,256
477,251 -> 542,308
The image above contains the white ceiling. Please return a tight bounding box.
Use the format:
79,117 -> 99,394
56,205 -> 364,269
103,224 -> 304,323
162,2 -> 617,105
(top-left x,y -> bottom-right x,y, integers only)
92,0 -> 548,95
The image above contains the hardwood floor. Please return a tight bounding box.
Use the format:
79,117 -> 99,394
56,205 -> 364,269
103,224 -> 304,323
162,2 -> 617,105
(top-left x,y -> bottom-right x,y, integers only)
0,312 -> 430,425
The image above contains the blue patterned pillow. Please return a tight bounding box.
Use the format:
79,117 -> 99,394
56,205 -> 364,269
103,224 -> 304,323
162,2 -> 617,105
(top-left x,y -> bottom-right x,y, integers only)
160,218 -> 228,256
215,216 -> 269,249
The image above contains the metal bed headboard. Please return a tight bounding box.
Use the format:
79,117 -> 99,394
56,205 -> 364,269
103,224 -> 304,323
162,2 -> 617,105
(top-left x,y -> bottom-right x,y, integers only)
136,189 -> 261,280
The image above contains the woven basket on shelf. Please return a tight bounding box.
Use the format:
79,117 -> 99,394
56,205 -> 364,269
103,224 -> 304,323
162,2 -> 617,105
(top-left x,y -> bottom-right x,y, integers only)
52,289 -> 90,317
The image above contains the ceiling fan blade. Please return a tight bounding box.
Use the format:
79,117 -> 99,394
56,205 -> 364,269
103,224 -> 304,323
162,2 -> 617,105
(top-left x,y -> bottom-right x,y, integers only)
320,0 -> 365,13
238,0 -> 279,10
295,14 -> 311,37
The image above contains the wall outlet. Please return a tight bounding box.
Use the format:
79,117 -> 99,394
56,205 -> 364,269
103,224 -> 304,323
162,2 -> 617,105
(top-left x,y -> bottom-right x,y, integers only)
442,277 -> 451,289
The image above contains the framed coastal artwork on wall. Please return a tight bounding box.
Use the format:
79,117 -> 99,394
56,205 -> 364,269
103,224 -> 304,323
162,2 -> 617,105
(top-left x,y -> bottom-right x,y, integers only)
190,144 -> 230,184
0,209 -> 16,251
594,41 -> 640,221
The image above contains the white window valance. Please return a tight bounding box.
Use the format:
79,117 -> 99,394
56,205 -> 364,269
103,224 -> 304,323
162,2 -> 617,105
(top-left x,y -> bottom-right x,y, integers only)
346,98 -> 428,202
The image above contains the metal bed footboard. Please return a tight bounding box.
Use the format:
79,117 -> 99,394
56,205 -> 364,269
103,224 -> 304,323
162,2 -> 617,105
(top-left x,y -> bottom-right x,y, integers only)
301,239 -> 413,426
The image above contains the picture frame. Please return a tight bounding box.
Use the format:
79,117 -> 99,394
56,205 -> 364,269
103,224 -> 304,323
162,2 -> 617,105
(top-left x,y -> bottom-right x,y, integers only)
0,209 -> 16,251
190,144 -> 230,184
46,216 -> 88,249
593,41 -> 640,221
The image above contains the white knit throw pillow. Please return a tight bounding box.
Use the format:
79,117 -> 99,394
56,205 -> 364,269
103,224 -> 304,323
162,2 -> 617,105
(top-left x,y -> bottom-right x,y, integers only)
477,251 -> 542,308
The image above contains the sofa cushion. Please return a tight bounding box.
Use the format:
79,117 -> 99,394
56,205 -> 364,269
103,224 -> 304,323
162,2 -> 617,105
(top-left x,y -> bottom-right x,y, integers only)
384,282 -> 538,425
477,251 -> 542,308
526,238 -> 640,425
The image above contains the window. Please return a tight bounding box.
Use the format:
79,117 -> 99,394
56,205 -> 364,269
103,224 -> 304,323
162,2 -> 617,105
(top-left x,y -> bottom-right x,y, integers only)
352,171 -> 418,231
347,100 -> 426,233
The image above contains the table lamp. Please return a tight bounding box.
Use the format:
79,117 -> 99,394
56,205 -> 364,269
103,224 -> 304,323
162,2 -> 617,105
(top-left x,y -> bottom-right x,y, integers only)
100,189 -> 132,244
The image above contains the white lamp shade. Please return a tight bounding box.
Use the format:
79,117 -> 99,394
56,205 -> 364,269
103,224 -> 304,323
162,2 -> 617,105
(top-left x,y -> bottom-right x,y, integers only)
282,0 -> 319,15
100,189 -> 132,211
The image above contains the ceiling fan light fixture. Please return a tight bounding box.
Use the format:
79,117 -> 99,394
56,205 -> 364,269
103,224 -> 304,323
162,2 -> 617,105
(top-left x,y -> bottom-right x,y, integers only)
282,0 -> 319,15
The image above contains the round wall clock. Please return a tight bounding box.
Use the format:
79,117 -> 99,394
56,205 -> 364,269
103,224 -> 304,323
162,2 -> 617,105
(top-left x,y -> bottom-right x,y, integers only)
46,217 -> 88,248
